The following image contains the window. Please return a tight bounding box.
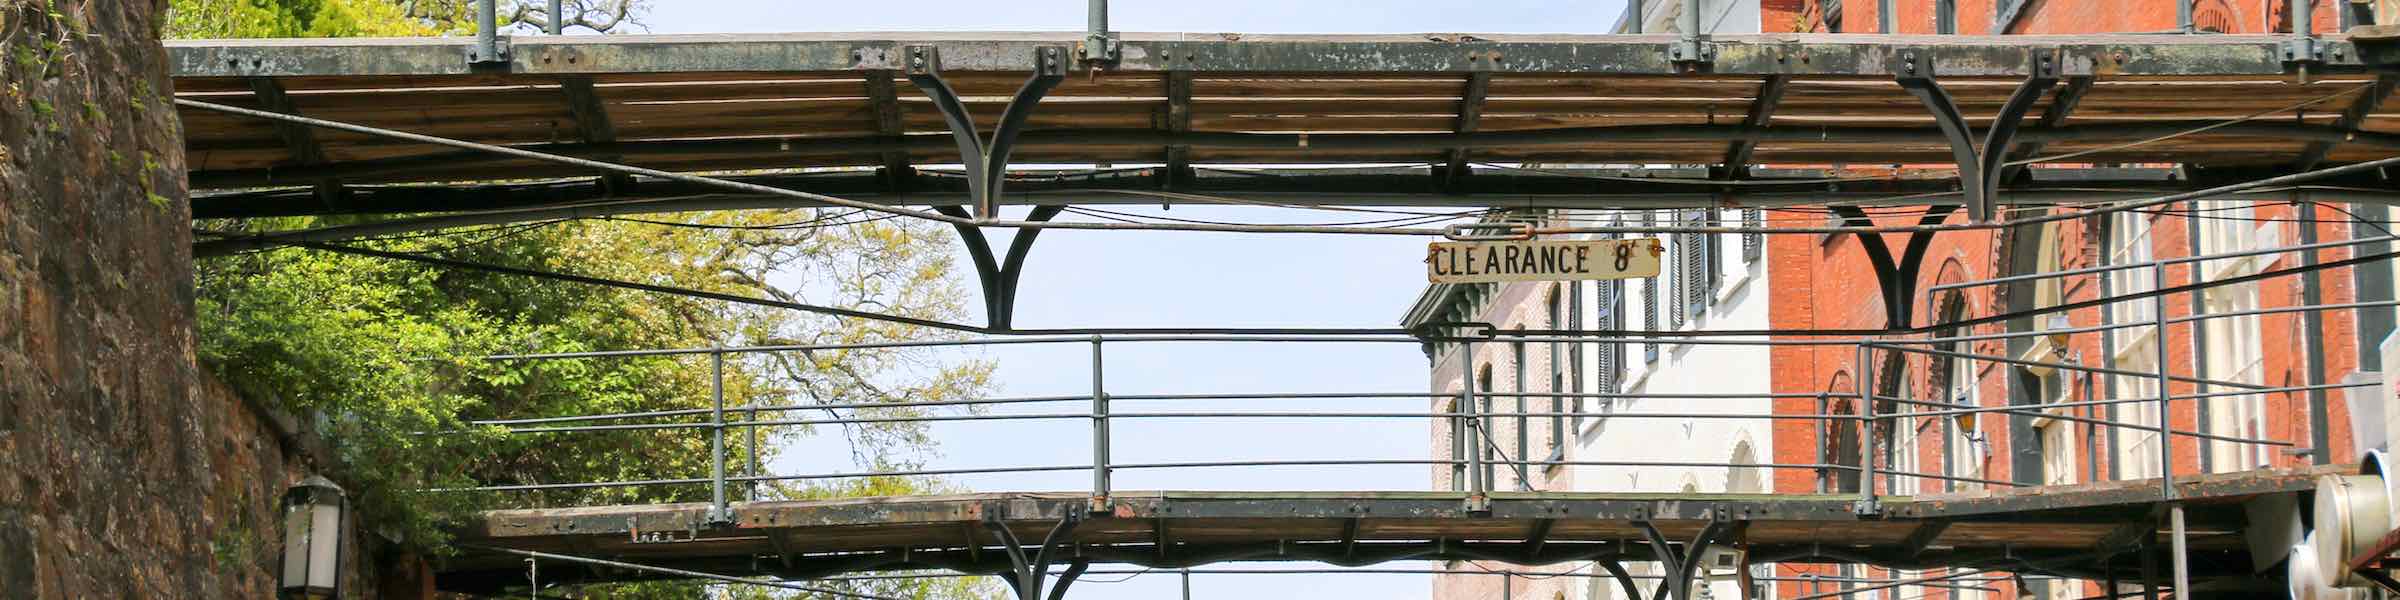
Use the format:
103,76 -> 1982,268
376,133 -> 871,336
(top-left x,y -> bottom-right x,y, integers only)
2194,200 -> 2270,473
1681,209 -> 1718,321
1547,287 -> 1567,465
1596,277 -> 1625,411
2203,281 -> 2269,472
2038,416 -> 2078,486
1447,399 -> 1466,491
1740,208 -> 1764,264
1642,213 -> 1662,363
2107,211 -> 2158,343
1512,338 -> 1530,487
2029,370 -> 2077,486
2113,340 -> 2164,480
1946,354 -> 1985,491
1891,411 -> 1921,494
1478,364 -> 1496,490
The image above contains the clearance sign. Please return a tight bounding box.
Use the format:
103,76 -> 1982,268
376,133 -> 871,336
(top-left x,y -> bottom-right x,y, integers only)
1425,238 -> 1664,284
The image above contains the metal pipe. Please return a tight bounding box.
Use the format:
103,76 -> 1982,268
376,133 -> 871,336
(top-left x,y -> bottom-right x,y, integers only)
437,459 -> 1885,493
1896,299 -> 2400,346
2154,262 -> 2175,500
1870,342 -> 2270,391
1464,340 -> 1487,497
2169,504 -> 2191,596
1857,343 -> 1879,512
1880,396 -> 2295,447
1092,336 -> 1111,508
180,96 -> 2400,240
1086,0 -> 1110,60
1680,0 -> 1702,38
1926,235 -> 2399,294
709,349 -> 729,521
2179,0 -> 2194,32
467,546 -> 903,600
546,0 -> 563,35
475,0 -> 499,62
2300,197 -> 2333,464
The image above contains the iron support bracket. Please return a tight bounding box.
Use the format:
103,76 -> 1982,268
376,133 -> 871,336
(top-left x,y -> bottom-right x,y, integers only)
1669,39 -> 1715,70
1636,519 -> 1730,600
2287,37 -> 2328,66
985,512 -> 1086,600
1894,50 -> 2059,223
905,45 -> 1069,220
1081,32 -> 1121,64
467,36 -> 512,65
1463,493 -> 1491,514
933,205 -> 1064,331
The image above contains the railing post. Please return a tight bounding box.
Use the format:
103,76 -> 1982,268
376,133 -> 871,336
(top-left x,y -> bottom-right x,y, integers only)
1090,335 -> 1111,512
546,0 -> 563,35
746,389 -> 760,502
2153,262 -> 2176,500
1082,0 -> 1117,62
1463,339 -> 1488,512
1856,342 -> 1881,515
708,348 -> 731,525
472,0 -> 503,63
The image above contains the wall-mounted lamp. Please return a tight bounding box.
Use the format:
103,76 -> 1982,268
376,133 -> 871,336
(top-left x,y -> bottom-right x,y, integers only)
279,475 -> 347,600
2041,313 -> 2074,353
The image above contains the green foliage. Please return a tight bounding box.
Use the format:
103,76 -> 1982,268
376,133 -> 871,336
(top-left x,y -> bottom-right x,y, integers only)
196,212 -> 994,565
164,0 -> 444,38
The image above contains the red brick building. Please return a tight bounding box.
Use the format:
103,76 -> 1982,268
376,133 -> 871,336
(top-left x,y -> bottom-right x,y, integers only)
1416,1 -> 2397,599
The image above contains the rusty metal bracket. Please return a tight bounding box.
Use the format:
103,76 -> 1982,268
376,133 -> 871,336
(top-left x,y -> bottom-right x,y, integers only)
905,45 -> 1070,220
984,511 -> 1085,600
1894,50 -> 2058,223
934,205 -> 1064,330
1637,519 -> 1730,600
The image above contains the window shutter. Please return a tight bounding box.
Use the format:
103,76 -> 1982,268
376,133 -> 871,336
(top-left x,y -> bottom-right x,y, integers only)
1681,210 -> 1709,319
1742,208 -> 1764,263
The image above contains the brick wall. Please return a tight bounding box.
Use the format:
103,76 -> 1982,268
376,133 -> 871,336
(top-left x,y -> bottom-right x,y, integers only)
0,2 -> 420,597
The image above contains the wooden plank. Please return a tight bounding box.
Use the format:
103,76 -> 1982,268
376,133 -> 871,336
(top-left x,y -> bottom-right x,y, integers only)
247,78 -> 325,165
1442,72 -> 1493,185
865,71 -> 911,179
1721,75 -> 1790,179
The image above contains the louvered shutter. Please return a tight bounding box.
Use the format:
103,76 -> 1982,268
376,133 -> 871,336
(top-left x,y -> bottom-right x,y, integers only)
1742,208 -> 1764,263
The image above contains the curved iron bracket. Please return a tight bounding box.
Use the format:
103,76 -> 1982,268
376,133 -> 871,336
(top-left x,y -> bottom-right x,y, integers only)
1894,50 -> 2060,223
934,205 -> 1064,330
984,512 -> 1084,600
905,45 -> 1069,220
1636,519 -> 1731,600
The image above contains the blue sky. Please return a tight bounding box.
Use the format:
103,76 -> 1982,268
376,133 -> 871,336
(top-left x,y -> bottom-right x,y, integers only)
641,2 -> 1630,598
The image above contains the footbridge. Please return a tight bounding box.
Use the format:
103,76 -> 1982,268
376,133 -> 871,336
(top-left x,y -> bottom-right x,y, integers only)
167,3 -> 2400,598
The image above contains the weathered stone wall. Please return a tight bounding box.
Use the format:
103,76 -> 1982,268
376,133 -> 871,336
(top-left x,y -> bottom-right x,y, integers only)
0,2 -> 411,597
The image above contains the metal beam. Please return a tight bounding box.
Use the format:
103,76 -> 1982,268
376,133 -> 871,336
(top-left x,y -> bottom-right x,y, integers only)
1718,75 -> 1790,180
1162,71 -> 1193,190
1897,520 -> 1952,558
185,166 -> 2400,221
167,34 -> 2364,78
182,120 -> 2400,190
2297,75 -> 2399,170
248,78 -> 326,165
1441,72 -> 1492,189
865,71 -> 913,186
559,76 -> 635,192
1997,75 -> 2093,185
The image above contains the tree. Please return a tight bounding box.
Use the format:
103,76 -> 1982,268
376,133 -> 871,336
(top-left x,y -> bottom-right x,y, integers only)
172,4 -> 998,598
165,0 -> 641,39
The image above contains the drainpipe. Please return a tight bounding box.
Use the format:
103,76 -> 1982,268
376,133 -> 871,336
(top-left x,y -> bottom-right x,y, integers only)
2300,195 -> 2333,463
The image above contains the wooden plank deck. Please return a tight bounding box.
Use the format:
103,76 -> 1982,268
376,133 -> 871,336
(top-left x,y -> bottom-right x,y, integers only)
436,466 -> 2336,591
166,33 -> 2400,194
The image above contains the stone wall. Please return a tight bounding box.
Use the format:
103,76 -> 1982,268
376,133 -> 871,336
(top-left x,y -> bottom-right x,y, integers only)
0,1 -> 414,597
